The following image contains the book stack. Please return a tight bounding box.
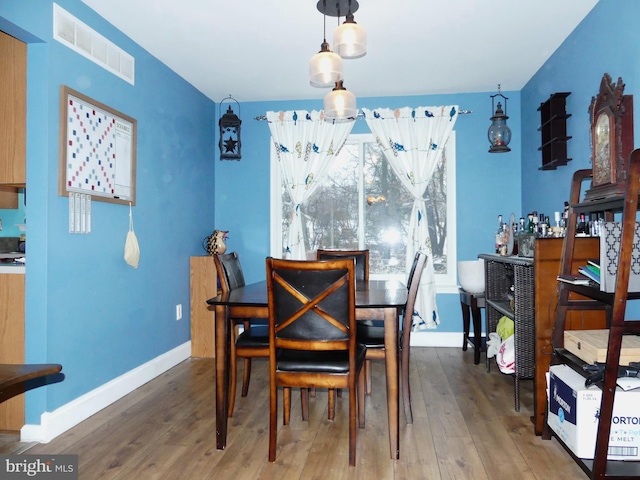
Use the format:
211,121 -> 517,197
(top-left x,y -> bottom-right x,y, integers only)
578,258 -> 600,285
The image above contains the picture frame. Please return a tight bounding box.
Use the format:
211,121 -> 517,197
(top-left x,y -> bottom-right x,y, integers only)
58,85 -> 137,205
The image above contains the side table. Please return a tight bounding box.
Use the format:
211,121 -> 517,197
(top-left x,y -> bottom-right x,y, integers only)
459,287 -> 485,365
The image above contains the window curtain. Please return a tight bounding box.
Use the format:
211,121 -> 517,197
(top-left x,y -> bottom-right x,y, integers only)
362,106 -> 458,330
266,110 -> 355,260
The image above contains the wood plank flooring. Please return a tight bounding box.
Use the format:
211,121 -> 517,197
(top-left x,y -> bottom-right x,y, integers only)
1,347 -> 588,479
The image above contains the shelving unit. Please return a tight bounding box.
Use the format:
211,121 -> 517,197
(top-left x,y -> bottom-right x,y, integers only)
478,253 -> 535,411
545,152 -> 640,479
538,92 -> 572,170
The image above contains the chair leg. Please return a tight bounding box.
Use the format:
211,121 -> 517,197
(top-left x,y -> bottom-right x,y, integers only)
301,388 -> 309,421
241,358 -> 252,396
328,389 -> 335,420
365,359 -> 372,395
227,326 -> 238,418
401,346 -> 413,424
358,368 -> 365,428
348,379 -> 357,466
269,376 -> 277,463
283,387 -> 291,425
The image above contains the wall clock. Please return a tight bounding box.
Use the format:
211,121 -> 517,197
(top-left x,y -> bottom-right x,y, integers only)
584,73 -> 634,201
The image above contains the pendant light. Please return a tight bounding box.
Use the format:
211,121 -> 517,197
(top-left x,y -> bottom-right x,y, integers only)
309,1 -> 343,87
488,84 -> 512,153
324,80 -> 357,120
333,1 -> 366,59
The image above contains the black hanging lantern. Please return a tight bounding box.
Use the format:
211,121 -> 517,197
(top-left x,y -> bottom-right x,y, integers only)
488,85 -> 512,153
218,96 -> 241,160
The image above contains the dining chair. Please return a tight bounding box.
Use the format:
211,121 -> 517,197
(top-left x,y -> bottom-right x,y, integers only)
265,257 -> 366,466
213,252 -> 269,418
316,248 -> 369,282
356,250 -> 427,424
316,248 -> 369,413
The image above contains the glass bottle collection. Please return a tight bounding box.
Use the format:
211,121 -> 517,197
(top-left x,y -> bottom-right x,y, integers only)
494,203 -> 605,256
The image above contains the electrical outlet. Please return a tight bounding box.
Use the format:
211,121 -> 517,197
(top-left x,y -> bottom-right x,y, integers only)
176,304 -> 182,321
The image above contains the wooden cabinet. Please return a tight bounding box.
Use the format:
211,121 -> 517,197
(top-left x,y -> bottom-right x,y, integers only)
0,31 -> 27,185
538,92 -> 572,170
545,158 -> 640,479
0,272 -> 25,433
532,237 -> 606,435
190,256 -> 218,358
478,253 -> 534,412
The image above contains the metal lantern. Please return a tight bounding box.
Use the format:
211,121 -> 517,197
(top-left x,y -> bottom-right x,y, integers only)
219,96 -> 241,160
488,85 -> 512,153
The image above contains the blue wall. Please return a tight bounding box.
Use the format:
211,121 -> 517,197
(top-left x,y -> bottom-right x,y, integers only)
0,0 -> 216,422
522,0 -> 640,214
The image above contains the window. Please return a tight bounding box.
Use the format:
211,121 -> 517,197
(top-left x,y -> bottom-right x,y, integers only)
270,132 -> 457,288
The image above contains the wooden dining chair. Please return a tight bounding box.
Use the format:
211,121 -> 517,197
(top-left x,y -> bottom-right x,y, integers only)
316,248 -> 369,413
356,250 -> 427,423
265,257 -> 366,466
213,252 -> 269,418
316,249 -> 369,282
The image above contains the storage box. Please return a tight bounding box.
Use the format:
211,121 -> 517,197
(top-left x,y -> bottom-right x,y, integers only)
547,364 -> 640,460
564,329 -> 640,365
600,221 -> 640,293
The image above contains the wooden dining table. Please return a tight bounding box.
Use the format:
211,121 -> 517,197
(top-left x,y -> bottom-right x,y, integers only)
206,278 -> 408,460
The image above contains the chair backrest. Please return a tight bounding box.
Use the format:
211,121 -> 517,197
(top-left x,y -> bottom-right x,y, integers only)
316,249 -> 369,282
266,257 -> 356,352
403,251 -> 427,335
214,252 -> 246,294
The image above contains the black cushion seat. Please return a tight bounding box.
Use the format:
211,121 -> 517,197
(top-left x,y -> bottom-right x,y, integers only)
235,325 -> 269,348
276,344 -> 367,373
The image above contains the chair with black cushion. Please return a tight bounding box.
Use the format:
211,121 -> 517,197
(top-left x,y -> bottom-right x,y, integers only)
356,250 -> 427,424
213,252 -> 269,418
316,249 -> 369,413
266,257 -> 366,466
316,249 -> 369,282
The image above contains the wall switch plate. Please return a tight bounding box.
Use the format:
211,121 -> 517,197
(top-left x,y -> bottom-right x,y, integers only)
176,304 -> 182,320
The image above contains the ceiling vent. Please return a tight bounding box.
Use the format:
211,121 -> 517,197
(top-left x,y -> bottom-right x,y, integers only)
53,3 -> 134,85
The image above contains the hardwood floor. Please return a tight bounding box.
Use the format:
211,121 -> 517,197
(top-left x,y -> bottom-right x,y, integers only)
5,347 -> 587,479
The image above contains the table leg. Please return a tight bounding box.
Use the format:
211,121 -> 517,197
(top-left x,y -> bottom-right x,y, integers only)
214,304 -> 230,450
383,307 -> 400,460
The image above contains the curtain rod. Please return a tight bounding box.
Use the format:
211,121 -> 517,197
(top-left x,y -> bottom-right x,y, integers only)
254,109 -> 473,121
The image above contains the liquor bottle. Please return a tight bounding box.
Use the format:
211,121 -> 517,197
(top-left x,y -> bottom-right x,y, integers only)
576,213 -> 587,235
527,214 -> 535,234
495,215 -> 503,253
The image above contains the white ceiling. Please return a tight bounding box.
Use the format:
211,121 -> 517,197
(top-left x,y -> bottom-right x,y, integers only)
81,0 -> 599,103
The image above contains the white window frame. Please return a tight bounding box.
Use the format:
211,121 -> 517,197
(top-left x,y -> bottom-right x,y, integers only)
270,131 -> 458,293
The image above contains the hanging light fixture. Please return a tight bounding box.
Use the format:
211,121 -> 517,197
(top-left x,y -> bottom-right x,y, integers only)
333,0 -> 366,59
324,80 -> 357,120
218,95 -> 241,160
488,84 -> 512,153
309,0 -> 343,87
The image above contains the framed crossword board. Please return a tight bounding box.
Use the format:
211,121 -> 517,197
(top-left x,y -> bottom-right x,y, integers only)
59,86 -> 137,205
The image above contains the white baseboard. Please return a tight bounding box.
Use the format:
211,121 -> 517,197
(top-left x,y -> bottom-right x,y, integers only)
21,341 -> 191,443
410,331 -> 463,347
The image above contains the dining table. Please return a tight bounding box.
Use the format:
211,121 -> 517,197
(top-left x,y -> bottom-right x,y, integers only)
207,278 -> 408,460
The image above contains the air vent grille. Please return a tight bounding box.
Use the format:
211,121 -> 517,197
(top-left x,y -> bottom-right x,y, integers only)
53,3 -> 135,85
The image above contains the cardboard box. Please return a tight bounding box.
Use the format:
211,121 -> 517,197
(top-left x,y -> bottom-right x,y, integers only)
547,364 -> 640,460
564,329 -> 640,365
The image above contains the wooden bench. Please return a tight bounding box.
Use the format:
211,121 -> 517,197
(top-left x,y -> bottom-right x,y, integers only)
0,363 -> 63,403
